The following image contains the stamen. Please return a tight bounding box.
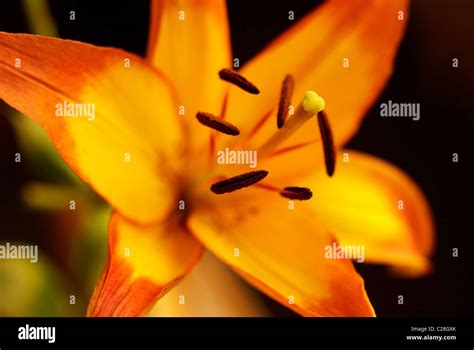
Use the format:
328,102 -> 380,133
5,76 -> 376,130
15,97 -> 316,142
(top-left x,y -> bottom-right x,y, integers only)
196,112 -> 240,136
258,91 -> 325,157
280,187 -> 313,200
254,182 -> 281,192
277,75 -> 294,129
210,170 -> 268,194
219,69 -> 260,94
317,111 -> 336,177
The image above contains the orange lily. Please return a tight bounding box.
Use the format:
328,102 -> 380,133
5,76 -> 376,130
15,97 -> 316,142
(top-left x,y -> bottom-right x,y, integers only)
0,0 -> 434,316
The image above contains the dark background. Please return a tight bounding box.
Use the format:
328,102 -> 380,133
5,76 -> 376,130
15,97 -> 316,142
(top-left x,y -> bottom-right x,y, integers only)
1,0 -> 473,317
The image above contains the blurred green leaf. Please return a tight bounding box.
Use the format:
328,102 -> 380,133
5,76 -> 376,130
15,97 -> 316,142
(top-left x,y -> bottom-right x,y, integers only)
0,246 -> 79,316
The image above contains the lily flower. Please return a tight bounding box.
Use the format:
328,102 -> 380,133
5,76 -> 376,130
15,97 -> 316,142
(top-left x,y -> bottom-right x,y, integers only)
0,0 -> 434,317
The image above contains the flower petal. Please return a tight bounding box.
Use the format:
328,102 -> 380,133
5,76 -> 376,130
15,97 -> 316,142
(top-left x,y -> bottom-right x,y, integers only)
0,32 -> 183,224
149,252 -> 270,316
87,212 -> 203,317
224,0 -> 409,148
299,150 -> 435,276
188,193 -> 375,316
147,0 -> 232,151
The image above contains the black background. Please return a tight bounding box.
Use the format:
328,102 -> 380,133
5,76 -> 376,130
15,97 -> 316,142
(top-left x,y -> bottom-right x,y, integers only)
1,0 -> 473,317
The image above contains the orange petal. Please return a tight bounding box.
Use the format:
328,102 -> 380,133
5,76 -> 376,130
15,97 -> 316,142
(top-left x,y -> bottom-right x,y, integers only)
260,137 -> 325,186
224,0 -> 409,148
147,0 -> 232,152
87,212 -> 203,317
0,33 -> 183,224
150,252 -> 270,316
299,150 -> 435,276
188,193 -> 375,316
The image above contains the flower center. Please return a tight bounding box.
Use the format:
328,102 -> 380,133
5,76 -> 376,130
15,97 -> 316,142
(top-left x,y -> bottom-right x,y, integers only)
192,69 -> 336,200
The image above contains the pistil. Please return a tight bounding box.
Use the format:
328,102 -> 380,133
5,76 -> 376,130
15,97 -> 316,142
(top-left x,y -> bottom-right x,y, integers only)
257,91 -> 325,158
